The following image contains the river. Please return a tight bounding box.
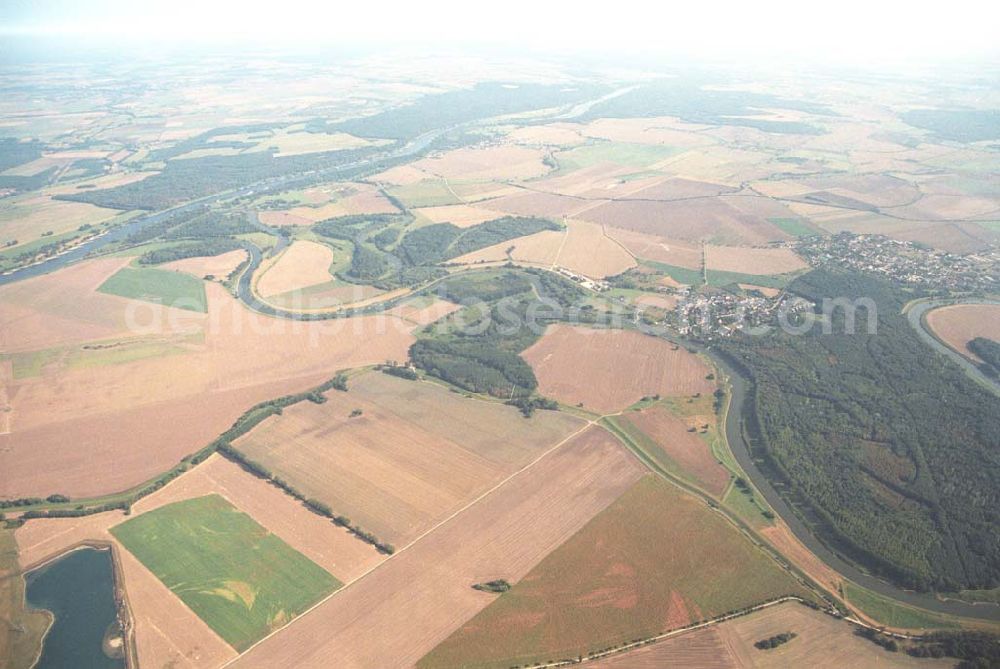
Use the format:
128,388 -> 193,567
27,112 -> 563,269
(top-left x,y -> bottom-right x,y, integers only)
905,298 -> 1000,395
0,126 -> 447,288
25,547 -> 126,669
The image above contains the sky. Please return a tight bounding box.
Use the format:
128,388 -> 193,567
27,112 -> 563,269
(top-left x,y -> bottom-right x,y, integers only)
1,0 -> 998,67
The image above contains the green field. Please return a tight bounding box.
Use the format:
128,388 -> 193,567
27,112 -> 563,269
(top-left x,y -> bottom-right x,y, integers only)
419,476 -> 813,669
9,336 -> 195,379
111,495 -> 340,650
98,265 -> 208,312
552,141 -> 681,173
768,217 -> 818,237
1,529 -> 50,669
387,180 -> 462,208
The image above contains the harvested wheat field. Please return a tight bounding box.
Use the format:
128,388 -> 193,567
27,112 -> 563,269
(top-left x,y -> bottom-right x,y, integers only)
522,325 -> 715,413
630,176 -> 740,200
718,601 -> 952,669
229,426 -> 644,669
507,123 -> 586,146
587,626 -> 737,668
412,145 -> 551,181
925,303 -> 1000,363
256,240 -> 335,298
579,197 -> 792,245
258,211 -> 314,227
0,281 -> 422,499
413,203 -> 505,228
605,228 -> 703,268
479,189 -> 597,219
0,256 -> 202,353
589,601 -> 951,668
419,476 -> 815,669
705,244 -> 807,275
162,248 -> 248,279
621,405 -> 731,496
233,371 -> 585,546
453,220 -> 635,279
633,293 -> 677,310
0,196 -> 128,247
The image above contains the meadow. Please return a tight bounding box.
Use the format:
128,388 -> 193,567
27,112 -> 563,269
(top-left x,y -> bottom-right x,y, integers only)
110,494 -> 340,651
98,265 -> 208,312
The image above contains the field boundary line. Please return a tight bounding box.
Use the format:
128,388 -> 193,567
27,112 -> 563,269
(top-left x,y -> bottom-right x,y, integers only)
219,417 -> 598,666
535,596 -> 809,668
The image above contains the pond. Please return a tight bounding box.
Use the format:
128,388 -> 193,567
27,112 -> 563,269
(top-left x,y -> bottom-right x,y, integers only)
25,547 -> 126,669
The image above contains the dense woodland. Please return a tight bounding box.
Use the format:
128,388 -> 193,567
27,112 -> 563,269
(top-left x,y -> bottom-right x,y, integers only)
57,145 -> 379,210
968,337 -> 1000,377
580,79 -> 833,134
721,269 -> 1000,591
410,268 -> 583,398
330,82 -> 607,140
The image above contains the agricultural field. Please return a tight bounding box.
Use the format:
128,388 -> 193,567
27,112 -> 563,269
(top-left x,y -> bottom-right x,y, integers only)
256,240 -> 336,298
0,265 -> 424,499
924,303 -> 1000,363
577,196 -> 798,245
98,264 -> 208,312
704,244 -> 808,275
110,494 -> 340,651
162,248 -> 248,279
410,145 -> 552,181
452,219 -> 636,278
618,403 -> 732,496
550,141 -> 683,172
589,601 -> 952,668
413,203 -> 506,228
521,324 -> 715,413
419,476 -> 816,669
228,427 -> 645,669
0,195 -> 132,248
233,371 -> 585,546
14,453 -> 381,668
3,46 -> 999,669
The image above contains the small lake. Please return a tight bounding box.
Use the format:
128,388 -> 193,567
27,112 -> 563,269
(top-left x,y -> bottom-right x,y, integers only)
25,547 -> 126,669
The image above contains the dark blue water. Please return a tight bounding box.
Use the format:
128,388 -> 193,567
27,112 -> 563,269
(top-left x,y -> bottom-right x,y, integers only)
25,547 -> 125,669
